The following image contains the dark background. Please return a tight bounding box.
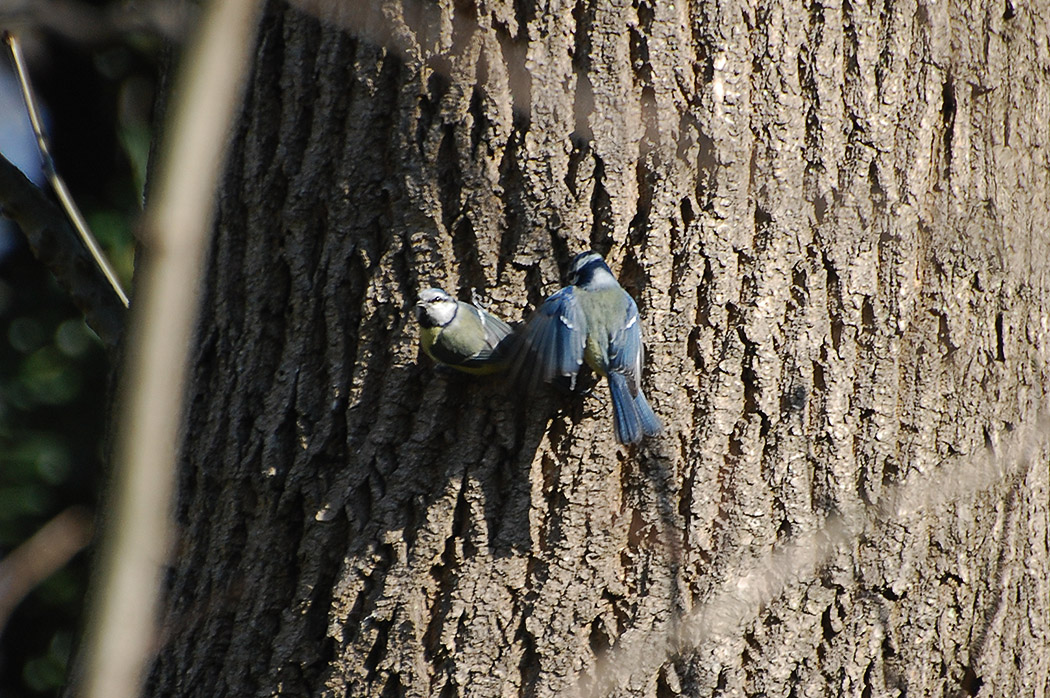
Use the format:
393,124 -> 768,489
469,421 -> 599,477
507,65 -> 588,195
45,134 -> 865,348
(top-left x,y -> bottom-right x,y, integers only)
0,6 -> 163,695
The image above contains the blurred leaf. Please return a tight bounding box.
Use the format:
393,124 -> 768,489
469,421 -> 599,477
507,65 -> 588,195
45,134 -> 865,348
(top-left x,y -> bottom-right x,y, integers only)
0,485 -> 49,525
1,432 -> 70,483
19,346 -> 82,406
22,651 -> 66,693
49,630 -> 73,666
35,568 -> 81,606
21,631 -> 75,694
84,209 -> 135,286
119,120 -> 152,199
55,318 -> 99,358
34,441 -> 72,486
7,317 -> 45,354
2,380 -> 34,411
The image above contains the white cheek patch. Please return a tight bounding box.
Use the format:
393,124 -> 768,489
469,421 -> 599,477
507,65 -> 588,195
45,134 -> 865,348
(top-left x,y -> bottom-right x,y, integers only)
431,302 -> 457,326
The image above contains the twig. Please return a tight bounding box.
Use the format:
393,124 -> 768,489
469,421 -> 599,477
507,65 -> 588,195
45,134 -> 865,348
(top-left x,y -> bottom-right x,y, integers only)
0,507 -> 94,635
3,31 -> 130,308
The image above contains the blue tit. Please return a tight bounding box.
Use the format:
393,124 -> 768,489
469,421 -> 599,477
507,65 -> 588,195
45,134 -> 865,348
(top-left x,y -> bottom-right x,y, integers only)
415,288 -> 515,374
518,251 -> 662,444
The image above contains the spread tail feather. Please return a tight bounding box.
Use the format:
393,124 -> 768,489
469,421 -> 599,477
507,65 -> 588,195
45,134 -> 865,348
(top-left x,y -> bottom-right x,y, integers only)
608,372 -> 642,444
634,389 -> 662,437
608,372 -> 661,444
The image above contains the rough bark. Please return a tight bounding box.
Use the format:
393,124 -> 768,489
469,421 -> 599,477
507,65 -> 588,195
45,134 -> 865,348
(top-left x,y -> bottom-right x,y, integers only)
149,0 -> 1050,696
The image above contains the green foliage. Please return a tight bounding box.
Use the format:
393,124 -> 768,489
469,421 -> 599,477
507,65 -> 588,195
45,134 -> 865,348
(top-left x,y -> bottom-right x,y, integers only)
22,631 -> 72,693
0,265 -> 106,697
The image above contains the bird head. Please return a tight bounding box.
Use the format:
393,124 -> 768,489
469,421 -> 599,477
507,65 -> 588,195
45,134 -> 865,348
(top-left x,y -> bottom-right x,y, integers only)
568,251 -> 617,289
415,288 -> 459,328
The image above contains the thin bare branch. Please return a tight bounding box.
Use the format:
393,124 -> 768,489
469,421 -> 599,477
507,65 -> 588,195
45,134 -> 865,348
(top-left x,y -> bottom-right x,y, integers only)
0,507 -> 94,635
3,31 -> 130,308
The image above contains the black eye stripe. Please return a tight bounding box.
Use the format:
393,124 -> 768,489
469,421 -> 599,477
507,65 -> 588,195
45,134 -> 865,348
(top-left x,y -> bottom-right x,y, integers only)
571,256 -> 604,282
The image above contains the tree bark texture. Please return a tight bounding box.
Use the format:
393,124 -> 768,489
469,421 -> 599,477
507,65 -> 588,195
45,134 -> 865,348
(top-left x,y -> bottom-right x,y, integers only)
150,0 -> 1050,696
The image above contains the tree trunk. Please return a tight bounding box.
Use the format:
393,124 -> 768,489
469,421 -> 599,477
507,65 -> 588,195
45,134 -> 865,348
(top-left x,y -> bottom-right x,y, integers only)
148,0 -> 1050,696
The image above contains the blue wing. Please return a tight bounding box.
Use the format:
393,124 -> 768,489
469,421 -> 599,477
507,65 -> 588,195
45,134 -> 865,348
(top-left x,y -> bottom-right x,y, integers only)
517,285 -> 587,387
606,294 -> 661,442
606,294 -> 644,394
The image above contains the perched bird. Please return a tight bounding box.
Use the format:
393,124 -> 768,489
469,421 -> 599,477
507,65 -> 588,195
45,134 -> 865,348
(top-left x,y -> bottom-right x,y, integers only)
517,251 -> 661,444
414,288 -> 515,374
